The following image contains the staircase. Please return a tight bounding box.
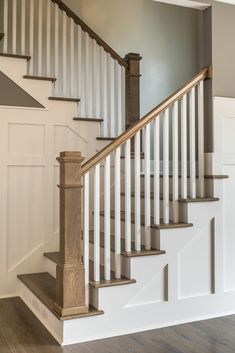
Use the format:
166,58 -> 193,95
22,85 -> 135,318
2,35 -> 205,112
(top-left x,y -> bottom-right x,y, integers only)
0,0 -> 230,347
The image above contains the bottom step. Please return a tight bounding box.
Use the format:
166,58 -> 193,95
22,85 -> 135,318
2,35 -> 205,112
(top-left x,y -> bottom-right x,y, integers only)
18,273 -> 103,320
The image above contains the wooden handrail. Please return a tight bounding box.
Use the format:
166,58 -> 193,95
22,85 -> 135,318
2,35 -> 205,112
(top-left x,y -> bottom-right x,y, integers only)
50,0 -> 127,68
81,67 -> 211,175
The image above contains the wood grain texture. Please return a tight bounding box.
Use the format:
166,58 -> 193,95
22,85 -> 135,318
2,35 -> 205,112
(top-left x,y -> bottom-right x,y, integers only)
81,67 -> 210,175
1,297 -> 235,352
0,53 -> 31,60
17,274 -> 103,320
73,117 -> 104,122
48,97 -> 80,102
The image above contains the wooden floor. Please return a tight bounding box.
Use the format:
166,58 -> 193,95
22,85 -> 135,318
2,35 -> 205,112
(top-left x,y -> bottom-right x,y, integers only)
1,297 -> 235,353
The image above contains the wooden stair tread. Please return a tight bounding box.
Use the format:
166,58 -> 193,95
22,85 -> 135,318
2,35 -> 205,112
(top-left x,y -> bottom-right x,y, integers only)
140,174 -> 229,180
48,96 -> 80,102
44,253 -> 136,288
120,192 -> 219,203
88,231 -> 165,257
73,117 -> 104,122
0,52 -> 31,60
100,211 -> 193,229
18,273 -> 103,320
97,137 -> 115,141
23,75 -> 56,82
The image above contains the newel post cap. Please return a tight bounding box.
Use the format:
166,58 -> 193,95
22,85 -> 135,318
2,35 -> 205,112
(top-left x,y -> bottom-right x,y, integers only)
57,151 -> 85,164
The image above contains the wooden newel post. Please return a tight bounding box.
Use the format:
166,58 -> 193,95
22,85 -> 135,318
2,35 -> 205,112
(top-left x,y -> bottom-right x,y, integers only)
54,151 -> 88,318
124,53 -> 142,130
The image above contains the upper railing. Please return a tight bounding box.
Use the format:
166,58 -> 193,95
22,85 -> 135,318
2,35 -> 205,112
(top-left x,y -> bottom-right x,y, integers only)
1,0 -> 141,138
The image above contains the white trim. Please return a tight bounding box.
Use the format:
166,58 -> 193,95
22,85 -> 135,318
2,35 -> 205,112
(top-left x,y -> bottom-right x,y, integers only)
152,0 -> 210,10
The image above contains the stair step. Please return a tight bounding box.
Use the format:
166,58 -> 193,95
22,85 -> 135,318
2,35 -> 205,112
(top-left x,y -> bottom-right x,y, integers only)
23,75 -> 56,82
48,96 -> 80,103
120,192 -> 219,203
73,117 -> 104,122
97,137 -> 115,141
140,174 -> 229,180
44,252 -> 136,288
100,211 -> 193,229
88,231 -> 166,257
0,52 -> 31,60
18,273 -> 103,320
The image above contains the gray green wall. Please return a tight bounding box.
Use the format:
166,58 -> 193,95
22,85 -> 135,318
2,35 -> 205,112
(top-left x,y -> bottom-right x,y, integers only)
64,0 -> 202,116
212,1 -> 235,97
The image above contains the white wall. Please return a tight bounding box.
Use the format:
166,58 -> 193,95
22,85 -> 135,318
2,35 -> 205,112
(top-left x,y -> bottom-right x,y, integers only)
64,0 -> 202,116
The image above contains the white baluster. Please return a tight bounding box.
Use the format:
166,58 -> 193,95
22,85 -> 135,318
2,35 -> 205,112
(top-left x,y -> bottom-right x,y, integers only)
121,66 -> 125,134
172,102 -> 179,223
85,33 -> 90,117
135,131 -> 141,252
181,95 -> 187,199
198,80 -> 205,198
21,0 -> 26,55
163,109 -> 169,224
3,0 -> 8,53
38,0 -> 43,76
54,3 -> 59,92
144,124 -> 151,249
100,47 -> 105,125
115,147 -> 121,278
29,0 -> 35,75
70,18 -> 75,97
12,0 -> 17,54
94,164 -> 100,282
114,60 -> 119,136
46,0 -> 51,77
83,173 -> 90,306
189,87 -> 196,198
93,40 -> 97,117
154,117 -> 160,225
125,139 -> 131,253
62,11 -> 67,96
104,155 -> 111,281
107,53 -> 112,136
77,26 -> 82,115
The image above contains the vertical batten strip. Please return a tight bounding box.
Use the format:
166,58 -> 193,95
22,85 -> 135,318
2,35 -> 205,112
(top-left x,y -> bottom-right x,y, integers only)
92,40 -> 97,117
54,3 -> 59,94
62,11 -> 67,97
154,117 -> 160,225
134,132 -> 141,252
29,0 -> 35,75
21,0 -> 26,55
172,102 -> 179,223
189,87 -> 196,198
107,53 -> 112,137
100,47 -> 105,132
198,80 -> 205,198
38,0 -> 43,76
104,155 -> 111,281
181,95 -> 187,199
12,0 -> 17,54
144,125 -> 151,249
115,147 -> 121,278
70,18 -> 75,97
94,164 -> 100,283
83,173 -> 90,307
114,60 -> 119,136
3,0 -> 8,53
77,26 -> 82,114
46,0 -> 51,77
85,33 -> 90,117
125,139 -> 131,253
121,66 -> 125,134
163,109 -> 170,224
